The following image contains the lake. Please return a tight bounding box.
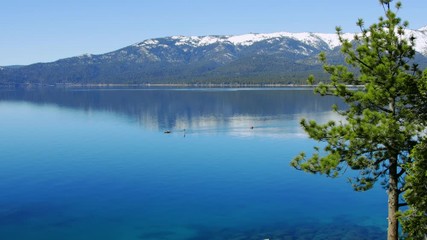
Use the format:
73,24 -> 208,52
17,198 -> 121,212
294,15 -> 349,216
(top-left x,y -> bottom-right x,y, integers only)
0,88 -> 386,239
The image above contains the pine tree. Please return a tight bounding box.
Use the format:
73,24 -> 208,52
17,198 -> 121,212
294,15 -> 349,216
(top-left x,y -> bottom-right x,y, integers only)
290,1 -> 427,239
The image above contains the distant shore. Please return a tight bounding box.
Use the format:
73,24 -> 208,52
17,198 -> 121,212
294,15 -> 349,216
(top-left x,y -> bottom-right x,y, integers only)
2,82 -> 315,88
0,82 -> 363,89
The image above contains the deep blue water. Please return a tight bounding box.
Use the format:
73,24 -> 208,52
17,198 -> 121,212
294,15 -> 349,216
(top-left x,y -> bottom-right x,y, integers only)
0,88 -> 387,239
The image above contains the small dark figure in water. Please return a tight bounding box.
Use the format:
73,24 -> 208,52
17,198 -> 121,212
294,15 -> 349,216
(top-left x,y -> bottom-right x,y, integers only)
164,130 -> 171,134
250,126 -> 254,129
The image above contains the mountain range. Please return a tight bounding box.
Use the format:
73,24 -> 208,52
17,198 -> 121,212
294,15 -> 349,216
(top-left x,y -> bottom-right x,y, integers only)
1,26 -> 427,85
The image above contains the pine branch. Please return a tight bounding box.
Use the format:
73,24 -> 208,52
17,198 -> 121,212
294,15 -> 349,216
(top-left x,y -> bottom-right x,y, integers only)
397,168 -> 406,178
352,55 -> 375,71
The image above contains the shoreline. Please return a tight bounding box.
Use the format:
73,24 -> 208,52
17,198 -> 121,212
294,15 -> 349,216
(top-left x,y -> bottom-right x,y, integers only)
1,82 -> 316,89
1,82 -> 363,89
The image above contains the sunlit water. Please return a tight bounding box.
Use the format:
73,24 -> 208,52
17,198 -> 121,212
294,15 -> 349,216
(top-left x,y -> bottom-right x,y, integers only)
0,88 -> 386,239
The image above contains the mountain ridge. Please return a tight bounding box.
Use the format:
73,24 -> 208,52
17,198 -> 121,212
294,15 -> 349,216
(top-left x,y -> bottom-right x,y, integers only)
131,25 -> 427,55
1,27 -> 427,85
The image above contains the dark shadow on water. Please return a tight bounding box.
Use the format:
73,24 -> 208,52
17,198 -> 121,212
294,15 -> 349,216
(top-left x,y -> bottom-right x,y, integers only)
187,219 -> 385,240
138,230 -> 178,239
0,201 -> 79,229
0,202 -> 63,225
0,202 -> 385,239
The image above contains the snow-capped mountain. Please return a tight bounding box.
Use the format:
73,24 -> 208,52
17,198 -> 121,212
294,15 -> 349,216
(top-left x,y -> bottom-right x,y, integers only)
1,27 -> 427,85
135,26 -> 427,54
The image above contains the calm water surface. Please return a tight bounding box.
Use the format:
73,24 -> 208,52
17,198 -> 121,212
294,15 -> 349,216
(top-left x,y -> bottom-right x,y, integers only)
0,88 -> 386,239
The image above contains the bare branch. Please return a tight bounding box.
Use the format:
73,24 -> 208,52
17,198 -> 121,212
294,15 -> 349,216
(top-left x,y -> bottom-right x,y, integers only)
398,202 -> 408,207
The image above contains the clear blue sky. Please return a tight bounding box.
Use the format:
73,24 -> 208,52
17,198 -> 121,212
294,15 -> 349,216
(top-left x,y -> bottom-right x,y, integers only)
1,0 -> 426,66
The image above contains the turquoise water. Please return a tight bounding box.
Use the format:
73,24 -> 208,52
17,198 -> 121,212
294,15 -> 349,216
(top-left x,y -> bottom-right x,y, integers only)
0,88 -> 386,239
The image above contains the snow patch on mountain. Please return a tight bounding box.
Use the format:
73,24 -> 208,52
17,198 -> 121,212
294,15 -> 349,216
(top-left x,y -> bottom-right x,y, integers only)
227,33 -> 271,46
143,39 -> 159,45
418,25 -> 427,32
315,33 -> 354,48
198,36 -> 223,46
226,32 -> 356,49
167,32 -> 355,50
409,28 -> 427,55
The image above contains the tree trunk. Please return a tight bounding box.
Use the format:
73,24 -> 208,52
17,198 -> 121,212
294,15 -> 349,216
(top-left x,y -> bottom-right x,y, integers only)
387,155 -> 399,240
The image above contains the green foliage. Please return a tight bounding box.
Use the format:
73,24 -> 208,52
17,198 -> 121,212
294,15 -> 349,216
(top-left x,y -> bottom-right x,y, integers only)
399,141 -> 427,239
290,1 -> 427,238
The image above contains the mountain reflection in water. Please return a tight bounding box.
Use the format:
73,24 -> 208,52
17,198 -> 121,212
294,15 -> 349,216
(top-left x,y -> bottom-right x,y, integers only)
0,88 -> 344,138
